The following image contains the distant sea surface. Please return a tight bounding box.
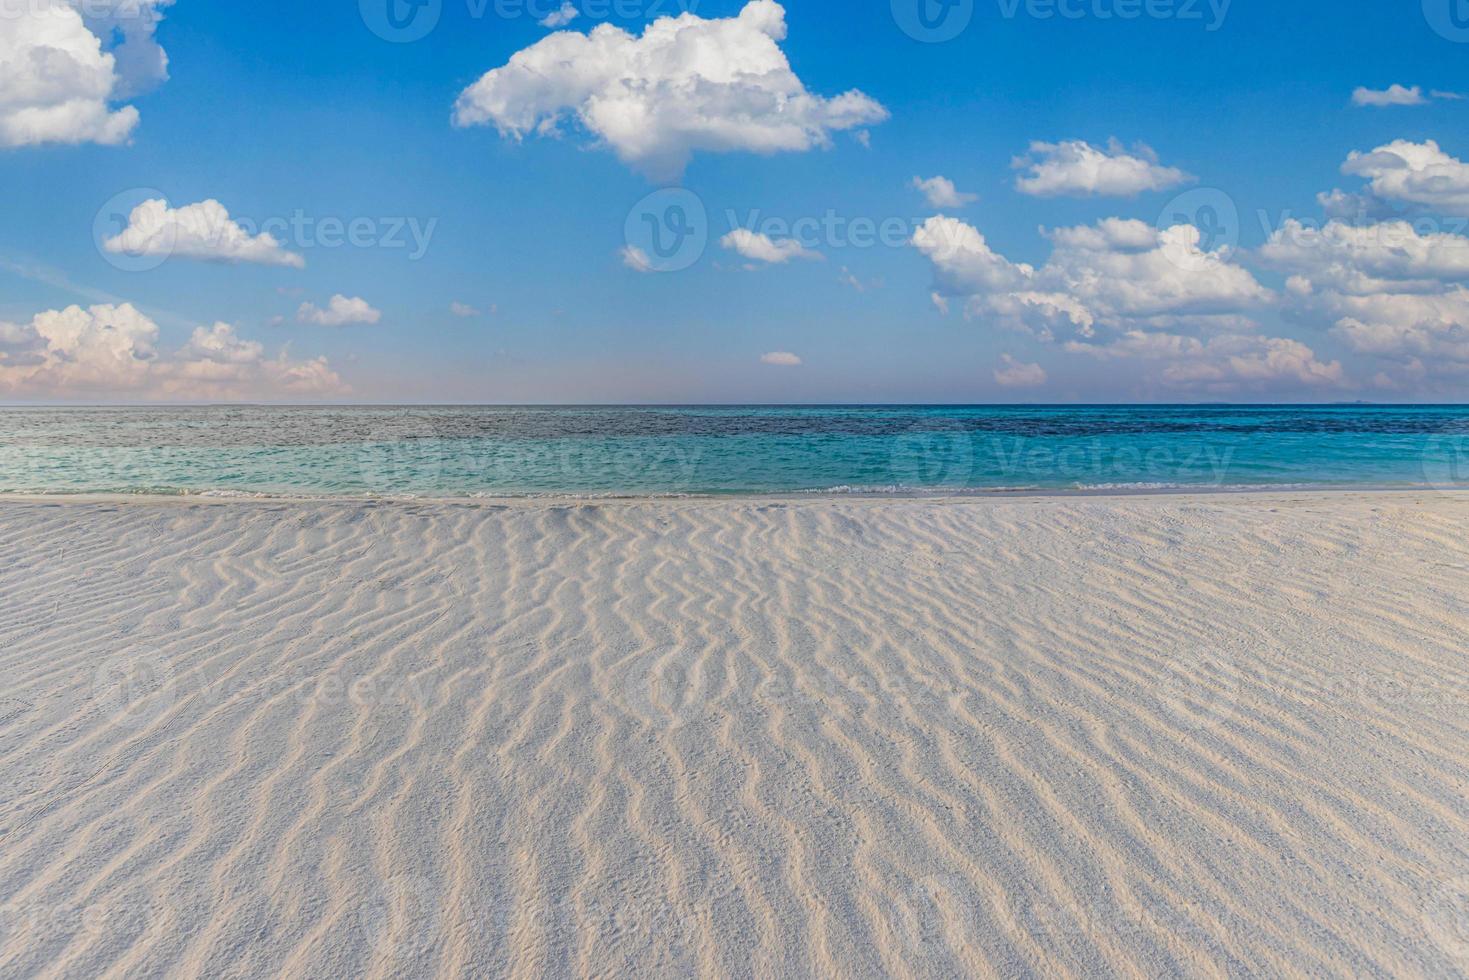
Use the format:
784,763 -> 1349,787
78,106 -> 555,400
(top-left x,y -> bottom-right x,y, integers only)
1,406 -> 1467,497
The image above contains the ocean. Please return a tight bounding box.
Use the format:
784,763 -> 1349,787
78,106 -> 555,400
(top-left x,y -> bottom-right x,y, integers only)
0,405 -> 1466,497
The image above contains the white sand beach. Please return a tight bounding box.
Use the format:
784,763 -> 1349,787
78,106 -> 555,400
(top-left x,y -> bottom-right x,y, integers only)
2,491 -> 1467,977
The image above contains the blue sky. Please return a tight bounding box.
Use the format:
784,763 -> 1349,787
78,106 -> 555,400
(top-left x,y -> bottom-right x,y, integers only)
3,0 -> 1468,402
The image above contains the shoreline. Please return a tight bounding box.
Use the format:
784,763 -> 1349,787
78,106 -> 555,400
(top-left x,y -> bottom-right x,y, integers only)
0,483 -> 1463,506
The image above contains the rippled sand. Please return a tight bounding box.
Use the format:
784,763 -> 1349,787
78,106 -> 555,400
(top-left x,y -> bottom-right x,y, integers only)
2,492 -> 1467,977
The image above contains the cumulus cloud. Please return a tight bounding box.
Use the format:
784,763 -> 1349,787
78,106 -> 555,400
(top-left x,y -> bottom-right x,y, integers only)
993,354 -> 1046,388
760,351 -> 801,366
0,304 -> 346,400
1334,139 -> 1469,213
721,228 -> 820,264
1012,140 -> 1191,198
1067,331 -> 1343,389
911,175 -> 976,208
911,215 -> 1339,391
913,215 -> 1269,336
1262,212 -> 1469,384
1260,219 -> 1469,295
297,295 -> 381,327
1352,85 -> 1427,107
0,0 -> 172,148
452,1 -> 888,180
450,302 -> 481,317
538,1 -> 579,27
1324,289 -> 1469,361
103,198 -> 306,268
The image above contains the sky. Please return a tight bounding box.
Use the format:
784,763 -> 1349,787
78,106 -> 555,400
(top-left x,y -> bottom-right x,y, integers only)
2,0 -> 1468,403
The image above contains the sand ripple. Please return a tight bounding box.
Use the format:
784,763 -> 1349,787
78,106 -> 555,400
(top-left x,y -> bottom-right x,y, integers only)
1,493 -> 1467,976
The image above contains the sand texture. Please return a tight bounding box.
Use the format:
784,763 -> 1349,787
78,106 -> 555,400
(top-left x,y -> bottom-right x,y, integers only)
1,491 -> 1467,977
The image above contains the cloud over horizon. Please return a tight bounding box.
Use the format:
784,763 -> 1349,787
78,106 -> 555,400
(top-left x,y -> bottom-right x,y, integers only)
0,303 -> 346,400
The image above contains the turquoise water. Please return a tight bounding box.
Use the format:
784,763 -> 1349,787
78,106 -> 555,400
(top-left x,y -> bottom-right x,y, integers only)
0,406 -> 1466,497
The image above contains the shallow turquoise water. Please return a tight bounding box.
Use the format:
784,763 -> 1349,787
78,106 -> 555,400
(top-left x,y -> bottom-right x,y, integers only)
0,406 -> 1466,496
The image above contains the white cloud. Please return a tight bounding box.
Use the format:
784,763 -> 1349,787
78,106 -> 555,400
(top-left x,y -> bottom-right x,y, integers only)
837,266 -> 881,292
993,354 -> 1046,388
620,244 -> 654,272
450,302 -> 481,317
1012,139 -> 1191,197
1260,219 -> 1469,295
103,198 -> 305,268
913,216 -> 1269,337
0,304 -> 345,400
538,1 -> 579,27
452,1 -> 888,180
1352,85 -> 1427,107
1325,289 -> 1469,365
1351,85 -> 1463,107
720,228 -> 820,264
911,175 -> 976,208
1337,139 -> 1469,212
1263,213 -> 1469,381
911,215 -> 1336,391
297,295 -> 381,327
0,0 -> 172,149
1067,331 -> 1343,388
760,351 -> 801,366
